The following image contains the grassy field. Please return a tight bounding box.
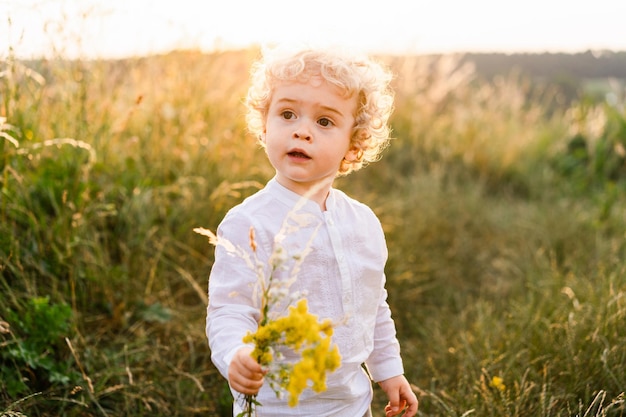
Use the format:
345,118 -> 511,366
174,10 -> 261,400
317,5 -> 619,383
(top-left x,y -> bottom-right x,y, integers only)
1,48 -> 625,416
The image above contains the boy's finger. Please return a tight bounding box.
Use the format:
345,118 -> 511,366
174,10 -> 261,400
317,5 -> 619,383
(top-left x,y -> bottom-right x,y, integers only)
405,399 -> 419,417
385,400 -> 407,416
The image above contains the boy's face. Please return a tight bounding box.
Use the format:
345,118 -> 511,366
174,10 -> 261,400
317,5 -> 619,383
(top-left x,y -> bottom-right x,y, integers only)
263,76 -> 358,196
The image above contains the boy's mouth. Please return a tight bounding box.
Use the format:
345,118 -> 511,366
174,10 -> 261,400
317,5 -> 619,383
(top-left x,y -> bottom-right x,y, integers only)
287,150 -> 311,159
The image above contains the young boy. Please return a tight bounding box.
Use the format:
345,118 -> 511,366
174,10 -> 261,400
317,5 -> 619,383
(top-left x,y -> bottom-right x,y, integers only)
206,45 -> 418,417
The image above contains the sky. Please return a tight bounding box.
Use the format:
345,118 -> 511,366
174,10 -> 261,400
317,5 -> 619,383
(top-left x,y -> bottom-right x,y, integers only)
2,0 -> 626,59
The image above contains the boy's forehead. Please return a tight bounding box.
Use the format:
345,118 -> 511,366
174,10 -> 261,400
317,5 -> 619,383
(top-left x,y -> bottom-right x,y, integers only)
272,75 -> 353,99
306,75 -> 324,87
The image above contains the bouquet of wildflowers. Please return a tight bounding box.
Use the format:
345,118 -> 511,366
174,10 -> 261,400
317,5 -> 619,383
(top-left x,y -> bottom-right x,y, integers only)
195,206 -> 341,416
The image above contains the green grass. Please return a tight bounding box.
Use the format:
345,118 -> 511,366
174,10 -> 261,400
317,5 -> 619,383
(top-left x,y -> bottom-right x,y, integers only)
1,48 -> 625,416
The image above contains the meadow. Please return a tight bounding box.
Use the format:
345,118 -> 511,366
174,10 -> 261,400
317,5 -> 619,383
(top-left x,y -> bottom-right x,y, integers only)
1,48 -> 625,416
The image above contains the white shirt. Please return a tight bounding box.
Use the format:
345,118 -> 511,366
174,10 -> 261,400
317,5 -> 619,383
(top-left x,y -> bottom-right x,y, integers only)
206,178 -> 404,417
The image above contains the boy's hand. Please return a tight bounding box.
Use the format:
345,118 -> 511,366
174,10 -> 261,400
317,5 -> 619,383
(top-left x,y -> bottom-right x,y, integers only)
378,375 -> 418,417
228,347 -> 265,395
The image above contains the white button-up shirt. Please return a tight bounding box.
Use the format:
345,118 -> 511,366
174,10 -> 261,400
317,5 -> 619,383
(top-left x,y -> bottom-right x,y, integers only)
206,178 -> 404,416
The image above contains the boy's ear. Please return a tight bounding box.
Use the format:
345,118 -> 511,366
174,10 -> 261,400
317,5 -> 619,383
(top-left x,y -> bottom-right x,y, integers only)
344,146 -> 362,163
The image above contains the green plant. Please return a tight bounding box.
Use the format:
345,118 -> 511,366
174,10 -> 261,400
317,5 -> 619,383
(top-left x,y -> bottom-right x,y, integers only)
1,296 -> 78,397
554,99 -> 626,193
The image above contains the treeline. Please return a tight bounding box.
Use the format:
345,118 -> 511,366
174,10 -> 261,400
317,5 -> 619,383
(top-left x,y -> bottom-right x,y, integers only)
458,50 -> 626,103
461,50 -> 626,80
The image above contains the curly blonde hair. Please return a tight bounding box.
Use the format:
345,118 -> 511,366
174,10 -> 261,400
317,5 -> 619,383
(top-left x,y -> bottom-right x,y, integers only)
245,46 -> 395,176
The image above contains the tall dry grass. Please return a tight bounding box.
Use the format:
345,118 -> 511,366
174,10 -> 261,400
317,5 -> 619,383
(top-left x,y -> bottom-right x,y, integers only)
1,47 -> 625,416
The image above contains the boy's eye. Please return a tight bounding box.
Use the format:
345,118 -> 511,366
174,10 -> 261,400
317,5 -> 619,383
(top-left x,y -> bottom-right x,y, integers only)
281,111 -> 295,120
318,118 -> 333,127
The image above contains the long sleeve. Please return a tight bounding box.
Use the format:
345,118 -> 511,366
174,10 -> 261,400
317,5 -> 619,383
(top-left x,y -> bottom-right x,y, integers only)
364,282 -> 405,382
206,211 -> 263,379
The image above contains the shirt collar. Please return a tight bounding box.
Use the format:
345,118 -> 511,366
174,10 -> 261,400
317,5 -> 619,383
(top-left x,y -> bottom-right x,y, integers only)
266,177 -> 336,214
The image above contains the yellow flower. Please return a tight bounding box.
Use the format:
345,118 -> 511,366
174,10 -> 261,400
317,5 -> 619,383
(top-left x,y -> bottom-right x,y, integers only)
243,298 -> 341,407
490,376 -> 506,392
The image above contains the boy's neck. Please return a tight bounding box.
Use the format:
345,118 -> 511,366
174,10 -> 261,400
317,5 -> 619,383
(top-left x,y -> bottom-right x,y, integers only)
274,176 -> 333,211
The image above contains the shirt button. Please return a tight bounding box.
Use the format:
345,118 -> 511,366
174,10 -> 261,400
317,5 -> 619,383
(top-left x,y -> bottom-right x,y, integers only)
328,218 -> 334,226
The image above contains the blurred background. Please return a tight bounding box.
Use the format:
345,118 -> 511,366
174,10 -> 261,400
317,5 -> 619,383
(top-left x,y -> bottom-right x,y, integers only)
1,1 -> 625,416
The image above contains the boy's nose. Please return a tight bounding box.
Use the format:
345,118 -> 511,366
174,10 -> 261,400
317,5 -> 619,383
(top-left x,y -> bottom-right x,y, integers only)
293,122 -> 312,141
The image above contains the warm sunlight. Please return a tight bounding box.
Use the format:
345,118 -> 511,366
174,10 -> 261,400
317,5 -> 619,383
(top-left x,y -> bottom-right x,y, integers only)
3,0 -> 626,415
2,0 -> 626,58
